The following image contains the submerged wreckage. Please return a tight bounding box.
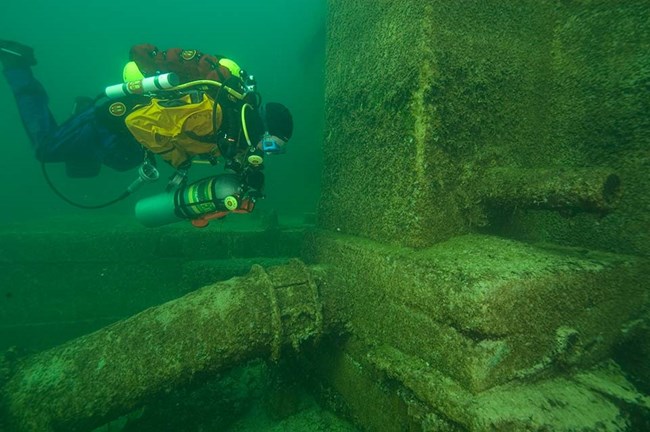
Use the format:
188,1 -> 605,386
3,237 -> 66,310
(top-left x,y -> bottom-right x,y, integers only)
1,1 -> 649,431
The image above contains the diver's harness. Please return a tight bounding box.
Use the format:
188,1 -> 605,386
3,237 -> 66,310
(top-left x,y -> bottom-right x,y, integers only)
44,72 -> 265,224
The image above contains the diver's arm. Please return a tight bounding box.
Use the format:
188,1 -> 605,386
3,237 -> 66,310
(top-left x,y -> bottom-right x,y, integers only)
129,44 -> 234,84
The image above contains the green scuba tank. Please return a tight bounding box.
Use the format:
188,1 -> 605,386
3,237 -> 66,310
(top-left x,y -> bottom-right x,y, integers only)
135,173 -> 243,227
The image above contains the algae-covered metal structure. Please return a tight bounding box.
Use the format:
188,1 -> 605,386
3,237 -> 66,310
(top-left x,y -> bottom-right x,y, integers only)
310,0 -> 650,430
1,1 -> 649,431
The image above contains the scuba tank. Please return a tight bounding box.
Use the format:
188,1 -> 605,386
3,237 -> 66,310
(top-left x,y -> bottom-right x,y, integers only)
135,173 -> 254,228
104,73 -> 179,98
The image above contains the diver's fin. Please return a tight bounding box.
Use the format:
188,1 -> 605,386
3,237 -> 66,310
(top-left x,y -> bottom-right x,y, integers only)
0,40 -> 37,68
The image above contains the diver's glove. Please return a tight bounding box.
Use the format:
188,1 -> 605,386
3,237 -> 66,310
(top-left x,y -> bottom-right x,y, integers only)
165,160 -> 191,192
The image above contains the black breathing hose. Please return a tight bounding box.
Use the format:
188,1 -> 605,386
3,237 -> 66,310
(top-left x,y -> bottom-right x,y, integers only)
41,161 -> 131,209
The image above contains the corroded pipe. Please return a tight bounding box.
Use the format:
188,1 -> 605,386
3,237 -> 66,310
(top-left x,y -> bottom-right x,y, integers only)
478,167 -> 621,213
0,260 -> 322,432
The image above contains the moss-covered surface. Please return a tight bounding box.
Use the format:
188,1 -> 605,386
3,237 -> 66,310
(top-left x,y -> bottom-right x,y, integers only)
304,231 -> 649,393
0,218 -> 306,263
92,359 -> 359,432
0,219 -> 306,352
301,338 -> 650,431
321,0 -> 555,247
319,1 -> 650,426
297,337 -> 446,432
469,360 -> 650,431
0,261 -> 322,432
492,0 -> 650,255
321,1 -> 465,247
614,310 -> 650,395
322,0 -> 650,255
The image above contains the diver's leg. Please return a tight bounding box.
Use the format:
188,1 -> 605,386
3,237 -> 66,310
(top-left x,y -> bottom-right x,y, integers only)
2,66 -> 62,161
2,42 -> 132,178
3,65 -> 105,172
1,40 -> 100,168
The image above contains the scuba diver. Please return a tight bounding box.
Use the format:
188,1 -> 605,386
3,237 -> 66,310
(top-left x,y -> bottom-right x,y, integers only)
0,40 -> 293,227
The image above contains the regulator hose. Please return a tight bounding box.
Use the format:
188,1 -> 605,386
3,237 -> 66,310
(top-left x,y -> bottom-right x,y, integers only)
41,161 -> 132,209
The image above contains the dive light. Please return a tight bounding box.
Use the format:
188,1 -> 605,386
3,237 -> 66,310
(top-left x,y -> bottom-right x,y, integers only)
105,73 -> 180,99
135,173 -> 245,227
127,160 -> 160,193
